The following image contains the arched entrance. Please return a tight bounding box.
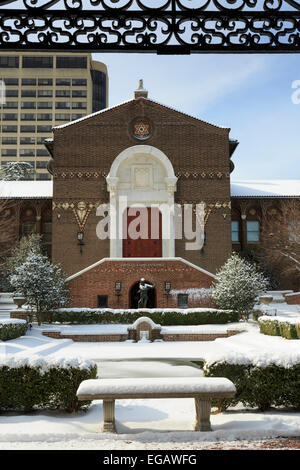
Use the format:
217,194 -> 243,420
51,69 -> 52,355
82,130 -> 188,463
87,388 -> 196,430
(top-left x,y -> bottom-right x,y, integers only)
129,280 -> 156,309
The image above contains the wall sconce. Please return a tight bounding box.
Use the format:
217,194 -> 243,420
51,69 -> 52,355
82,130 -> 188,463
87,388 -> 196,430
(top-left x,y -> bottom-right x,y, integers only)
77,231 -> 84,254
165,282 -> 171,305
165,282 -> 171,294
241,214 -> 247,220
115,281 -> 122,306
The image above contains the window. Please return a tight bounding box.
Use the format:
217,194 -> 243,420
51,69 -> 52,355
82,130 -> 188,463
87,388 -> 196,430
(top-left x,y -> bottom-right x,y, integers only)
72,79 -> 87,86
56,78 -> 70,86
246,221 -> 260,242
20,149 -> 35,157
72,102 -> 86,109
55,101 -> 70,109
72,90 -> 87,97
21,102 -> 36,109
20,137 -> 35,145
21,125 -> 36,133
36,149 -> 49,156
56,56 -> 87,69
2,125 -> 17,133
91,69 -> 106,111
37,101 -> 52,109
4,78 -> 18,86
36,173 -> 51,180
22,56 -> 53,68
72,113 -> 84,120
56,90 -> 70,97
6,90 -> 18,97
37,125 -> 52,133
55,113 -> 70,121
37,113 -> 52,121
3,113 -> 18,120
36,137 -> 47,144
231,221 -> 240,242
21,221 -> 36,236
21,113 -> 36,121
38,78 -> 53,86
36,160 -> 49,168
0,56 -> 19,68
42,222 -> 52,244
38,90 -> 52,97
97,295 -> 108,308
21,90 -> 36,97
22,78 -> 36,86
1,149 -> 17,156
177,294 -> 189,308
2,137 -> 17,145
3,101 -> 18,109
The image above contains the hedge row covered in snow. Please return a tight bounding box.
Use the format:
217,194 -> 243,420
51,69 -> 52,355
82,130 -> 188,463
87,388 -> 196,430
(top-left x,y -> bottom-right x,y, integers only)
0,319 -> 27,341
258,315 -> 300,339
203,352 -> 300,410
0,355 -> 97,412
47,308 -> 239,325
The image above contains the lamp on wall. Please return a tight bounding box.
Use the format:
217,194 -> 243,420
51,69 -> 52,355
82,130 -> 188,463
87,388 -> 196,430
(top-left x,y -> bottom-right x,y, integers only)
165,282 -> 171,305
77,231 -> 84,254
115,281 -> 122,306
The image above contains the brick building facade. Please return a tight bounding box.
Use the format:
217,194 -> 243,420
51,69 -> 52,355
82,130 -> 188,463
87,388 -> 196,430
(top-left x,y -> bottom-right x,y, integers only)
1,86 -> 299,307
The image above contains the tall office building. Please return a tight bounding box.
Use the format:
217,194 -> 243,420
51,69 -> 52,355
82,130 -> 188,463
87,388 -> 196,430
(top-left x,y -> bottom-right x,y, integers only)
0,52 -> 108,180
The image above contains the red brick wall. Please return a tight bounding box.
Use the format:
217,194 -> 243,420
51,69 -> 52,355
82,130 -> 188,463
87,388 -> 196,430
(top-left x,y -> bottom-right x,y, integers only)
67,258 -> 215,309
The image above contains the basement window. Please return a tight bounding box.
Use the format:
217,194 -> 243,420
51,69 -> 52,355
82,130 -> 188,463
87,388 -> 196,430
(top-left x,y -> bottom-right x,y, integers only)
177,294 -> 189,308
97,295 -> 108,308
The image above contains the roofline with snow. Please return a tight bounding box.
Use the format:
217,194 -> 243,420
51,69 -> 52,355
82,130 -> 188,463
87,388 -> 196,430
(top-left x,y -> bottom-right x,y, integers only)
53,97 -> 229,132
67,257 -> 216,282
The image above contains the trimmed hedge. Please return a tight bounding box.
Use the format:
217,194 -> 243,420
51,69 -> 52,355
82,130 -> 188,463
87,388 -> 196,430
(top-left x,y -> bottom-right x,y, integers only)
0,320 -> 27,341
45,308 -> 239,326
204,360 -> 300,411
0,356 -> 97,413
258,316 -> 300,339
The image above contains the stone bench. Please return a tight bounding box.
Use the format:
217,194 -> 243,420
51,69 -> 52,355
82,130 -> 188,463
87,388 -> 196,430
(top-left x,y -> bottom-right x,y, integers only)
76,377 -> 236,433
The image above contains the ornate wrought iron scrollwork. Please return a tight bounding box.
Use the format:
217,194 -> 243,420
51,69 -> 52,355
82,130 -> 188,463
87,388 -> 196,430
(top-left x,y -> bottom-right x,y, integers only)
0,0 -> 300,52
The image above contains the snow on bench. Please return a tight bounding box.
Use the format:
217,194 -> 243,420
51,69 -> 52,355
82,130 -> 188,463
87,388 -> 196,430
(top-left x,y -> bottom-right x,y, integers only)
76,377 -> 236,433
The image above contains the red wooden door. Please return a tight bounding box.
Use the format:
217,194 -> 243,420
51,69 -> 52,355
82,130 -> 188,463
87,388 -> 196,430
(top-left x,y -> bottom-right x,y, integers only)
123,207 -> 162,258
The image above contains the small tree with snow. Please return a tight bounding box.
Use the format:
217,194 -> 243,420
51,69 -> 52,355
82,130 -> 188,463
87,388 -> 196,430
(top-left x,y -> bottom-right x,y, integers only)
0,161 -> 34,181
9,251 -> 69,326
212,253 -> 269,321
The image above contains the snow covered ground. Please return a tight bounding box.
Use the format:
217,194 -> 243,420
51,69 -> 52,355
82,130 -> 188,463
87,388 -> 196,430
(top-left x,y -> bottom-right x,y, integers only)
0,300 -> 299,450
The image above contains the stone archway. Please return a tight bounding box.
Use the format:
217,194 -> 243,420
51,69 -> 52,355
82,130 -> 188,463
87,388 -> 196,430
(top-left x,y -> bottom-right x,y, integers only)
129,280 -> 156,309
106,145 -> 177,259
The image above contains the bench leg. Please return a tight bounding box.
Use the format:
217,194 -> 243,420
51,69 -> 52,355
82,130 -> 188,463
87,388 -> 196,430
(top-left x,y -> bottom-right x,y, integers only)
102,399 -> 116,433
194,398 -> 211,432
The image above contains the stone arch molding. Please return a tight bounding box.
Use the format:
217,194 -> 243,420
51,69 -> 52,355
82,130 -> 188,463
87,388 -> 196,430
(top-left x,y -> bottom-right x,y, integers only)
106,145 -> 178,258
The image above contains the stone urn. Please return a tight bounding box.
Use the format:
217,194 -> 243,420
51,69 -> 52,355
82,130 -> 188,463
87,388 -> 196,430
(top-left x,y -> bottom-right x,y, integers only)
259,295 -> 273,306
13,295 -> 26,309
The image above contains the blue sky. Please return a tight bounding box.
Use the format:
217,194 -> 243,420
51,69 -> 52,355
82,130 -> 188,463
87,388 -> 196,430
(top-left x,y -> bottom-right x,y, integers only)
92,53 -> 300,180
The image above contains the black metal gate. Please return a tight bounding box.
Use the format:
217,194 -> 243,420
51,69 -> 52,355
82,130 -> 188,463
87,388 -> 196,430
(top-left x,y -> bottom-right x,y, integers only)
0,0 -> 300,53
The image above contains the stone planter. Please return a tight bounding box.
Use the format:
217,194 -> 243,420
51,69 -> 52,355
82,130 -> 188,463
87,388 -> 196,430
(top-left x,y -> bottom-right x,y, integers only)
259,295 -> 273,306
13,296 -> 26,309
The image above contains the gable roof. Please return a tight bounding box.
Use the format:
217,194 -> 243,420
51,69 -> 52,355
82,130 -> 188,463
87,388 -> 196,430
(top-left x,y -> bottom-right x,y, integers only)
53,97 -> 229,132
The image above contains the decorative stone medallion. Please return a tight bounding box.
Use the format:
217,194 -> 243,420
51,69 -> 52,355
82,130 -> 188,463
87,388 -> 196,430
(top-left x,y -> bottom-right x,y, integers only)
132,119 -> 151,140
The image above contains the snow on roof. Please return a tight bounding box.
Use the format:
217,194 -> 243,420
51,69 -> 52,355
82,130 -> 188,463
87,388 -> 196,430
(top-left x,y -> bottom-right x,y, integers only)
53,97 -> 228,131
0,181 -> 53,199
231,180 -> 300,198
0,180 -> 299,200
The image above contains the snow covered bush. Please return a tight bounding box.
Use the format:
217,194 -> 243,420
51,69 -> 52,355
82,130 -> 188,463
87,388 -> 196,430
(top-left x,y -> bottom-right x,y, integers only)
0,356 -> 97,413
204,357 -> 300,411
0,319 -> 27,341
259,316 -> 300,339
212,253 -> 270,321
49,308 -> 239,325
9,251 -> 70,326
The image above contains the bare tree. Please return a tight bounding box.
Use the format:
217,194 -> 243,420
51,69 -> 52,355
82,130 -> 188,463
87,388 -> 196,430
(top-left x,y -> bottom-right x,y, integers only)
260,200 -> 300,288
